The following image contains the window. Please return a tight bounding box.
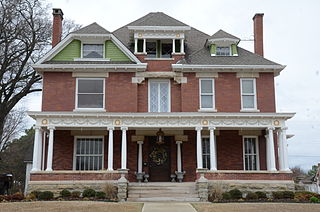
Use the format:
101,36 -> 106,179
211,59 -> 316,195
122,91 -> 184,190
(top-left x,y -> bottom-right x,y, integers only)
146,40 -> 173,58
146,41 -> 157,58
76,78 -> 104,109
175,39 -> 181,53
243,136 -> 259,170
202,137 -> 210,169
83,44 -> 103,58
199,79 -> 215,110
161,42 -> 172,58
74,137 -> 104,171
149,80 -> 170,112
216,47 -> 230,56
240,78 -> 257,110
137,39 -> 143,53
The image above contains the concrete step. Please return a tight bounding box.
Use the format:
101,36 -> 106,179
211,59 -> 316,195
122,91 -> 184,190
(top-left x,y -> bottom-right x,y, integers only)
128,193 -> 199,198
128,186 -> 196,191
129,182 -> 195,187
127,197 -> 200,202
128,189 -> 197,194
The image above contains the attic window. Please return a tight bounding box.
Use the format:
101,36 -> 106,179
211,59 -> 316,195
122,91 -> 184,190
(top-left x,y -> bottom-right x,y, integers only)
216,47 -> 230,56
83,44 -> 103,58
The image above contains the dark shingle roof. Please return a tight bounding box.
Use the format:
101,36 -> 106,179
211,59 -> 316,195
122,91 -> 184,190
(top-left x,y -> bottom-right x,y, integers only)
72,22 -> 110,34
209,29 -> 240,40
128,12 -> 189,26
44,61 -> 135,64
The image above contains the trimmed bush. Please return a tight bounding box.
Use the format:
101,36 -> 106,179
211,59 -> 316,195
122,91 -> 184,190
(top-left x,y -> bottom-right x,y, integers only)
11,192 -> 24,201
71,191 -> 81,198
96,191 -> 106,199
222,192 -> 231,200
282,191 -> 294,199
246,192 -> 258,200
82,189 -> 96,198
38,191 -> 54,200
255,191 -> 267,199
272,191 -> 283,199
295,191 -> 320,201
30,190 -> 41,199
310,196 -> 319,203
60,189 -> 71,198
229,189 -> 242,199
103,183 -> 117,199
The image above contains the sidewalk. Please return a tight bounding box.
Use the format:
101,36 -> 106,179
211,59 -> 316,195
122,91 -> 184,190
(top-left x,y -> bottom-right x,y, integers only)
142,203 -> 197,212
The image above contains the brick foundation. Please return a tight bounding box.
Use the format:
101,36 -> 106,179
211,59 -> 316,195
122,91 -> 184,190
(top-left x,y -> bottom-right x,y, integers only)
30,171 -> 122,181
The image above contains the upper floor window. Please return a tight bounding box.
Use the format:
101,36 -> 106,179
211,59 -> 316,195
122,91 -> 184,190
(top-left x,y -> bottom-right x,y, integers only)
243,136 -> 259,170
83,44 -> 103,58
216,47 -> 230,56
202,137 -> 211,169
199,79 -> 215,110
76,78 -> 104,109
240,78 -> 257,110
146,41 -> 157,58
149,80 -> 170,112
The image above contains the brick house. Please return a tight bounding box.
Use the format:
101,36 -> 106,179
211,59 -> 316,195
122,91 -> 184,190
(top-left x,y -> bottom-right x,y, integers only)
27,9 -> 295,201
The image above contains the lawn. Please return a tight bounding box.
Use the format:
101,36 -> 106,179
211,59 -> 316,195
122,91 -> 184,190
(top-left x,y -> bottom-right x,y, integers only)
192,202 -> 320,212
0,201 -> 143,212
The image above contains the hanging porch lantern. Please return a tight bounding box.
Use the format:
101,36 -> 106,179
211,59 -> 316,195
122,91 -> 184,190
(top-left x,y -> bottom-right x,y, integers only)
156,128 -> 165,145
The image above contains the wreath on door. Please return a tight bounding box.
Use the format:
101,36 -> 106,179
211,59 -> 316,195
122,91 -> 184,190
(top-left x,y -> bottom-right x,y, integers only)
149,146 -> 168,166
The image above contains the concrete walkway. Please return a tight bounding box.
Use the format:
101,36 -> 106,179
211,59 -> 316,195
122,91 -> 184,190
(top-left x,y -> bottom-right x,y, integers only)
142,203 -> 197,212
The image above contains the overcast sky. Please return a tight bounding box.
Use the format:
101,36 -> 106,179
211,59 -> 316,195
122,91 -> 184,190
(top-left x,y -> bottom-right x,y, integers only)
23,0 -> 320,171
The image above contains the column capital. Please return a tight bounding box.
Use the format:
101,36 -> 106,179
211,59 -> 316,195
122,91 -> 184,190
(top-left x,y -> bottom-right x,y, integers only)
208,126 -> 216,130
121,127 -> 128,131
107,127 -> 115,131
195,126 -> 203,131
267,127 -> 275,131
281,127 -> 288,131
176,141 -> 183,144
48,126 -> 55,130
33,125 -> 42,130
137,141 -> 144,145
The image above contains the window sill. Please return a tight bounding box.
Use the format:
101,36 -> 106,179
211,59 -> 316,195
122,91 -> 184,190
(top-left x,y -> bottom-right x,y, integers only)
74,58 -> 110,62
198,109 -> 217,112
134,52 -> 147,55
172,52 -> 185,56
73,108 -> 106,112
240,109 -> 260,112
144,57 -> 174,61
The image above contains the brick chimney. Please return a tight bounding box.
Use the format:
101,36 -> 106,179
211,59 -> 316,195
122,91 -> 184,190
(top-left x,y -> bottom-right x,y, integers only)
253,13 -> 264,56
52,8 -> 64,47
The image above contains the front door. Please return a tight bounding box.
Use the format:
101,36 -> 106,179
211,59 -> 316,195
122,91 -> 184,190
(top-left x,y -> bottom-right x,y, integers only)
148,136 -> 171,182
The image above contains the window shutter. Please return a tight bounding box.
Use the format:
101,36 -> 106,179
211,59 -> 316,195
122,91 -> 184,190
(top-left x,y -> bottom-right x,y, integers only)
231,44 -> 238,56
210,44 -> 216,56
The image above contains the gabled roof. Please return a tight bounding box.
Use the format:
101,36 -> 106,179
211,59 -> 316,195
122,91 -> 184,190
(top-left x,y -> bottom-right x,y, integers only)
209,29 -> 240,40
72,22 -> 110,34
128,12 -> 189,26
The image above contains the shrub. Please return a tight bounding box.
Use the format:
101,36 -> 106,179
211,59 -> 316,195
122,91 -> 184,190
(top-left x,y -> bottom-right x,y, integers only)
30,190 -> 41,199
38,191 -> 54,200
294,191 -> 320,201
71,191 -> 81,198
229,189 -> 242,199
255,191 -> 267,199
208,183 -> 224,202
310,196 -> 319,203
222,192 -> 231,200
0,195 -> 5,201
103,183 -> 117,199
11,192 -> 24,201
60,189 -> 71,198
246,192 -> 258,200
272,191 -> 283,199
96,191 -> 106,199
25,193 -> 36,201
82,189 -> 96,198
282,191 -> 294,199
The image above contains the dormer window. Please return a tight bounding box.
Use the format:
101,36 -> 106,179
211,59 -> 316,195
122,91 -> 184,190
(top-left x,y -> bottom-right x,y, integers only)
83,44 -> 103,58
216,47 -> 231,56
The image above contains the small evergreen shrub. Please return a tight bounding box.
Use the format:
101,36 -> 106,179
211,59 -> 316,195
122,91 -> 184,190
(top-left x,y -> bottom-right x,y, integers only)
222,192 -> 231,200
229,189 -> 242,199
71,191 -> 81,198
282,191 -> 294,199
272,191 -> 283,199
246,192 -> 258,200
82,188 -> 96,198
30,190 -> 41,199
96,191 -> 106,199
38,191 -> 54,200
60,189 -> 71,198
295,191 -> 320,201
310,196 -> 319,203
255,191 -> 267,199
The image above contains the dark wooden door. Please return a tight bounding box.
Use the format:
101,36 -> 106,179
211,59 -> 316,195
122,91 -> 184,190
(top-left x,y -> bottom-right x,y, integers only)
148,136 -> 171,182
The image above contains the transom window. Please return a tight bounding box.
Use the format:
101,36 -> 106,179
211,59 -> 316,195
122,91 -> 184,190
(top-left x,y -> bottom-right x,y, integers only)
83,44 -> 103,58
149,80 -> 170,112
243,137 -> 259,170
202,137 -> 211,169
200,79 -> 215,110
74,137 -> 104,171
240,78 -> 257,110
76,78 -> 104,109
216,47 -> 230,56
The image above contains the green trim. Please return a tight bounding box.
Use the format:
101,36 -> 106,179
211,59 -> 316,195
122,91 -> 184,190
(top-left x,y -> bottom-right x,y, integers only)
105,40 -> 131,61
231,44 -> 238,56
51,40 -> 81,61
210,44 -> 216,55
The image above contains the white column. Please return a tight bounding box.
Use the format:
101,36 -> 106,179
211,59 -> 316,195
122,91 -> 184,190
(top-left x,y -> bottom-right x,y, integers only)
265,134 -> 270,171
121,127 -> 128,169
267,127 -> 277,171
31,126 -> 41,171
143,39 -> 146,54
176,141 -> 182,172
37,129 -> 43,171
46,127 -> 55,171
107,127 -> 114,171
172,39 -> 176,54
180,39 -> 184,53
209,127 -> 217,171
137,141 -> 143,173
134,38 -> 138,53
42,131 -> 46,170
196,127 -> 203,169
279,127 -> 289,171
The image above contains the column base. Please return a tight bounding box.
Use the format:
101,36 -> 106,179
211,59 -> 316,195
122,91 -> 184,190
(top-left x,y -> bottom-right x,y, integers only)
45,168 -> 53,172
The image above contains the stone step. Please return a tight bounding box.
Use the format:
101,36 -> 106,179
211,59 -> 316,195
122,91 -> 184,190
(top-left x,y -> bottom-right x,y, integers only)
128,186 -> 196,191
127,197 -> 200,202
129,182 -> 195,187
128,193 -> 199,198
128,189 -> 197,194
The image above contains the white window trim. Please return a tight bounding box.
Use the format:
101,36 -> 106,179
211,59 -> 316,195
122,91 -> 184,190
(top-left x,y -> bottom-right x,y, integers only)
74,78 -> 106,112
199,78 -> 216,112
73,136 -> 105,171
201,135 -> 217,170
80,42 -> 106,59
148,79 -> 171,112
240,78 -> 258,111
216,46 -> 231,56
242,136 -> 260,171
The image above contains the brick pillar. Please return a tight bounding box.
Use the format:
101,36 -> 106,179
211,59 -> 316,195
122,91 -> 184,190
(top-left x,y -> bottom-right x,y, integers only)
52,8 -> 64,47
253,13 -> 264,56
